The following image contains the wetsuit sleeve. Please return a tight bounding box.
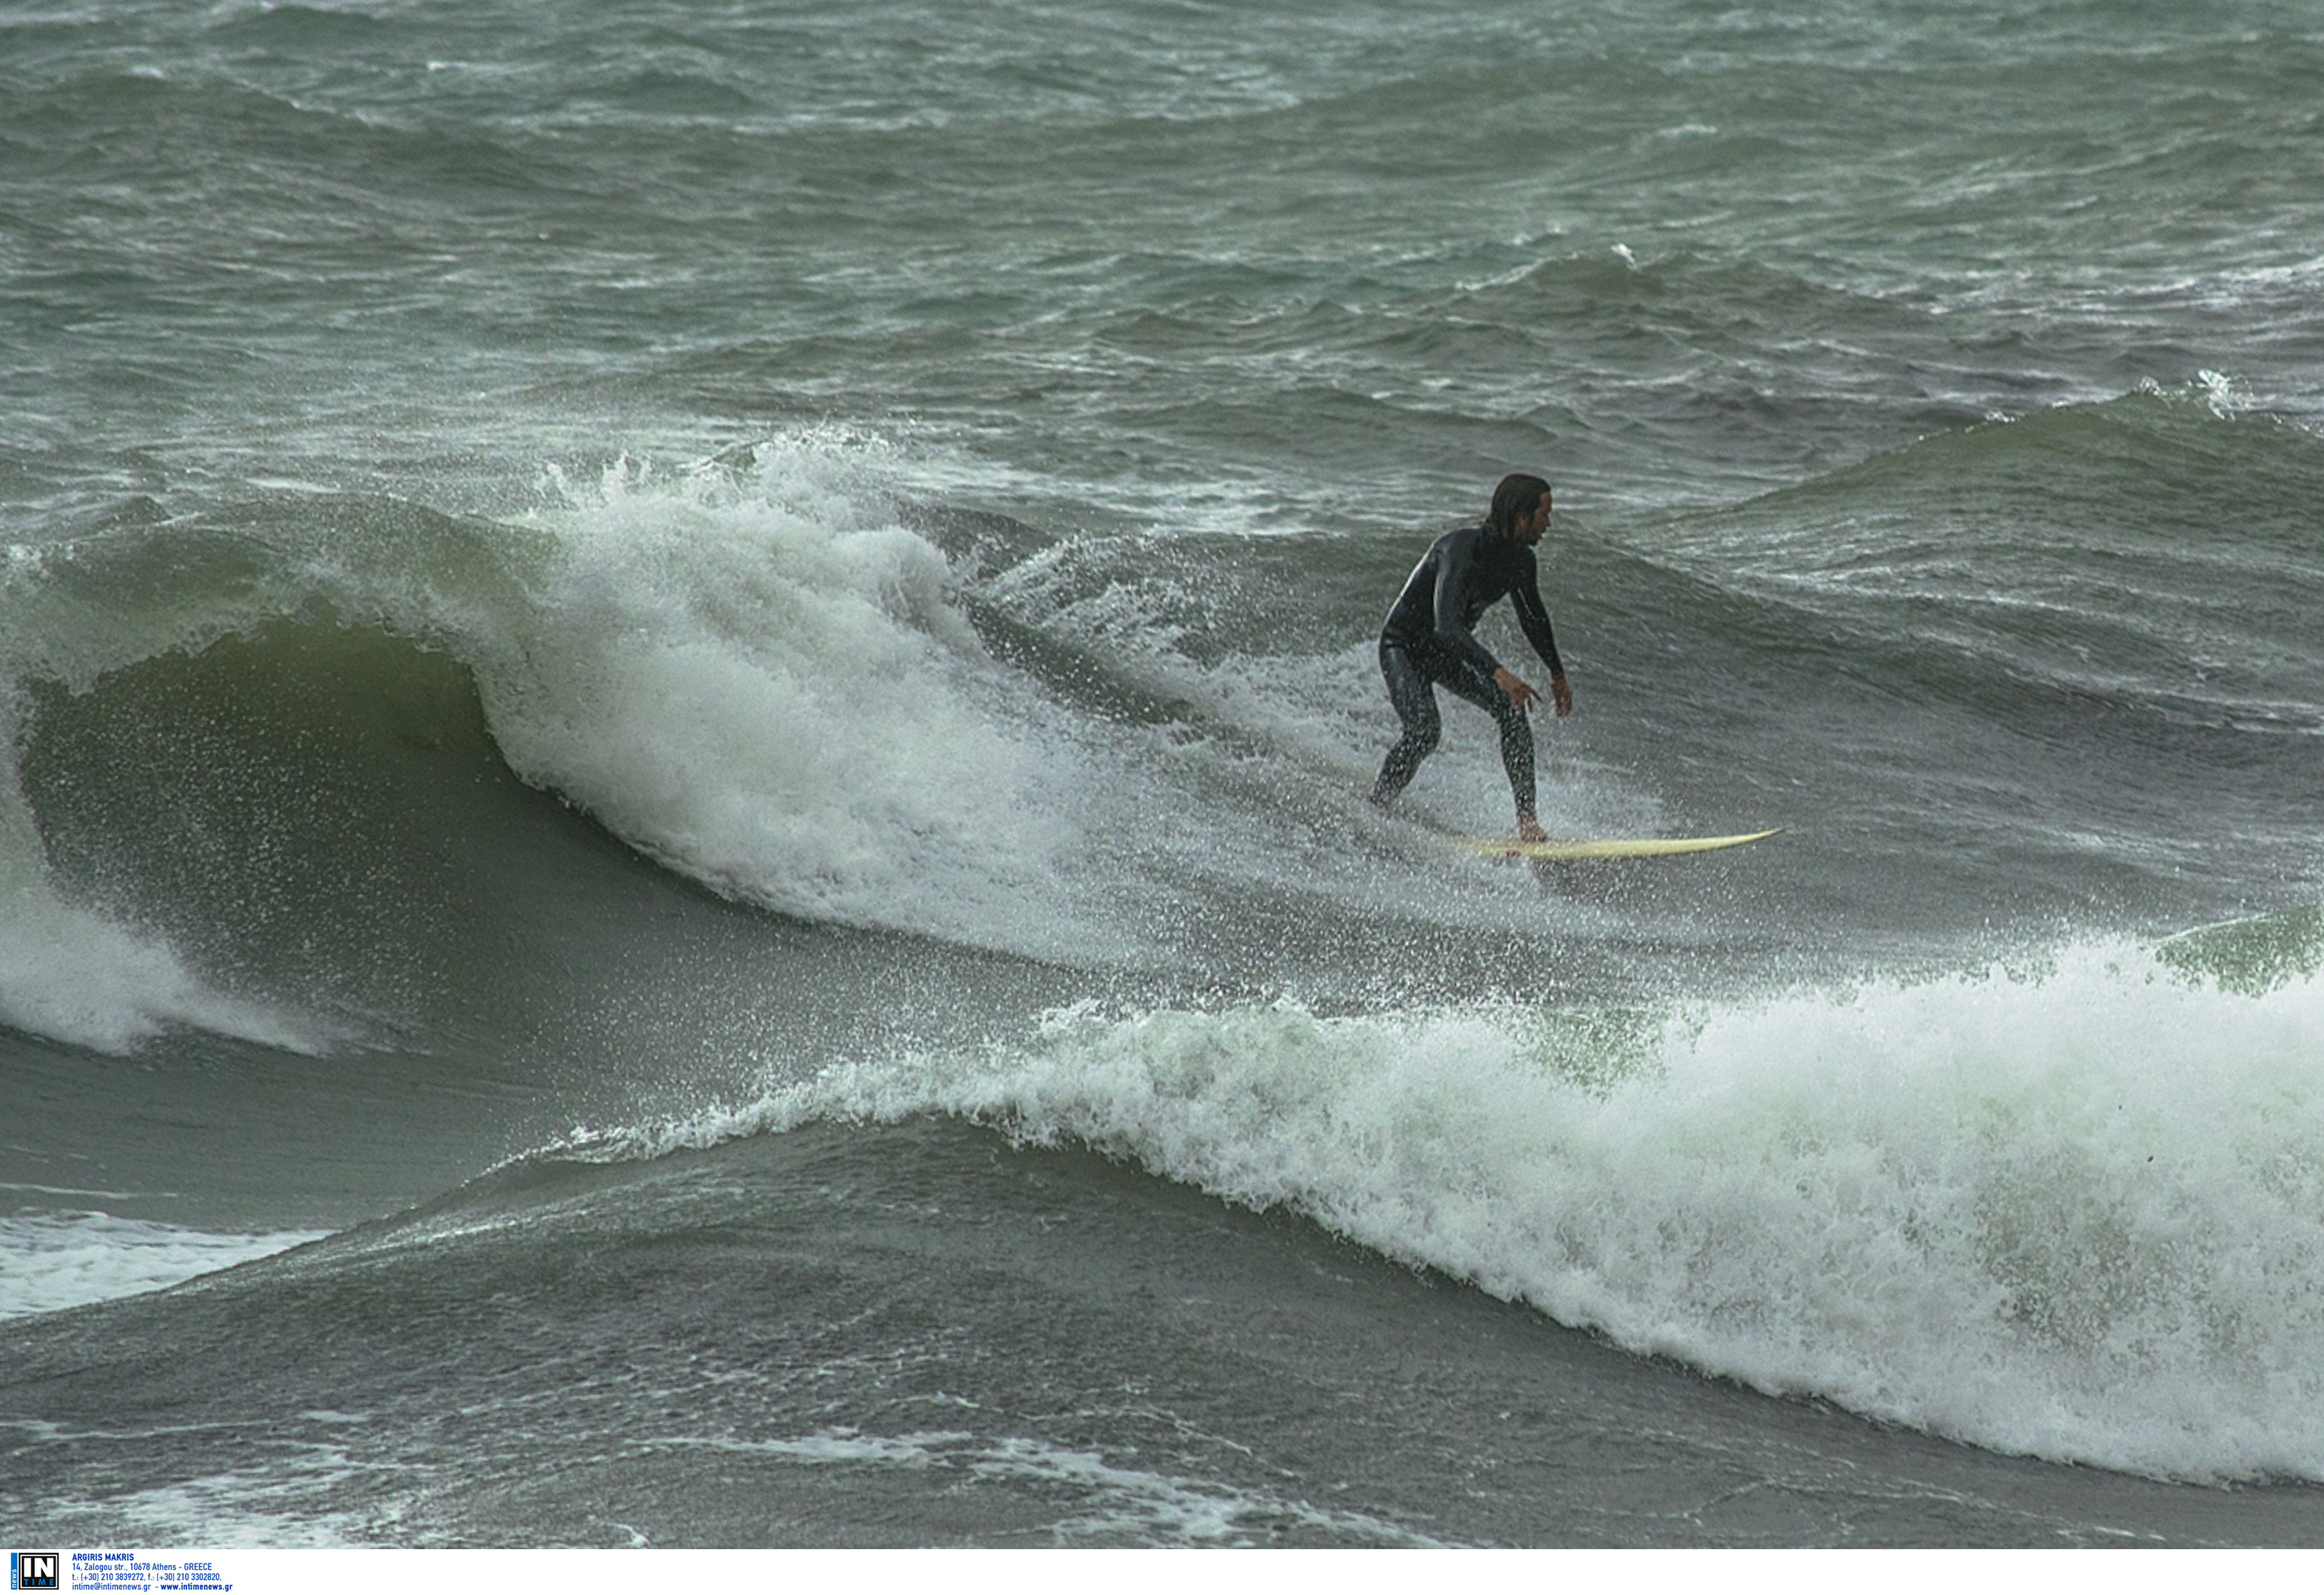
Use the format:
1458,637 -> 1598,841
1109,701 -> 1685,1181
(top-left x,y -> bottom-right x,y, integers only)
1431,533 -> 1504,677
1511,551 -> 1565,676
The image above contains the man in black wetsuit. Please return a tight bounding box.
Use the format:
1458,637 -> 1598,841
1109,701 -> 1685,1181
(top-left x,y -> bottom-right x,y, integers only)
1369,472 -> 1573,842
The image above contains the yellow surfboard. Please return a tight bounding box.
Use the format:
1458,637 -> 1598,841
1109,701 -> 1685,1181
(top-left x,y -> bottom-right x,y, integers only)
1452,828 -> 1782,861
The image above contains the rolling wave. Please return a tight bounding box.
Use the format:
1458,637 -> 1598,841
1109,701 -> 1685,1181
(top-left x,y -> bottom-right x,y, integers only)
6,397 -> 2316,1052
576,933 -> 2324,1484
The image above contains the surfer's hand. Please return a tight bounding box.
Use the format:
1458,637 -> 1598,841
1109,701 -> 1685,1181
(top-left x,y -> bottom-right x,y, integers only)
1550,673 -> 1573,718
1494,667 -> 1540,712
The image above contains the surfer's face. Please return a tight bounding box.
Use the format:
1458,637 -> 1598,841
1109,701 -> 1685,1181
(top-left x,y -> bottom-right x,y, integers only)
1518,495 -> 1552,545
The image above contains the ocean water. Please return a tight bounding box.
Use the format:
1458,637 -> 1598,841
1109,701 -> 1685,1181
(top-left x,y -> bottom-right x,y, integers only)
5,0 -> 2324,1549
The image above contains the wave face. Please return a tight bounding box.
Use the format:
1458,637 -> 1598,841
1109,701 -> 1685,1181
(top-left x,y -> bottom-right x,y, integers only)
6,0 -> 2324,1549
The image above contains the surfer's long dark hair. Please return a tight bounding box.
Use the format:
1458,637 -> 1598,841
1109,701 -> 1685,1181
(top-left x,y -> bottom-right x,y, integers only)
1485,472 -> 1552,538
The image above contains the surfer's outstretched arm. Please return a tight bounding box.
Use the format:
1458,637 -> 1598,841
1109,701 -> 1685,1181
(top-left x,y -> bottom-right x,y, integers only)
1510,557 -> 1572,718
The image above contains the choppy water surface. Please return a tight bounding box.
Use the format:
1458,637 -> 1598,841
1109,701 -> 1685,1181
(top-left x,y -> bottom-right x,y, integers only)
5,0 -> 2323,1547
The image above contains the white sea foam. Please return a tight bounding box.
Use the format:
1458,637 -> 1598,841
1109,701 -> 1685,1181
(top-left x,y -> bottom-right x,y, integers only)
649,938 -> 2324,1484
483,440 -> 1136,961
0,890 -> 334,1058
667,1428 -> 1436,1545
18,1454 -> 367,1548
0,1210 -> 328,1319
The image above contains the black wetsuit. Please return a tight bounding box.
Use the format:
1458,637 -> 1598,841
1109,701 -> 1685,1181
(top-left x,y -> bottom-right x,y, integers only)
1369,524 -> 1564,818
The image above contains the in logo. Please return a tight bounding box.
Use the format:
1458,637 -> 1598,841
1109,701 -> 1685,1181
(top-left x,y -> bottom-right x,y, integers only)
9,1553 -> 59,1592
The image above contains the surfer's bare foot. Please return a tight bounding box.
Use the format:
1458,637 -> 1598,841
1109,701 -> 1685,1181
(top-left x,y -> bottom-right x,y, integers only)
1516,815 -> 1548,844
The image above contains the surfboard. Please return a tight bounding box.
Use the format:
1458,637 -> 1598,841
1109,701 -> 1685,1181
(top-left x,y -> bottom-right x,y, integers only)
1451,828 -> 1782,861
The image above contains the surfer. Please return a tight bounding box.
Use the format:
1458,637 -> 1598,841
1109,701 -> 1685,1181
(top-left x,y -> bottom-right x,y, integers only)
1369,472 -> 1572,842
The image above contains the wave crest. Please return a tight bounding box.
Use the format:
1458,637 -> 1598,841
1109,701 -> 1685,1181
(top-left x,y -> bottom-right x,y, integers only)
610,939 -> 2324,1483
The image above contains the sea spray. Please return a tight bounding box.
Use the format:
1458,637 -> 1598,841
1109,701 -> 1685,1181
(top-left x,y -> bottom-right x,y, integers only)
489,447 -> 1117,955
